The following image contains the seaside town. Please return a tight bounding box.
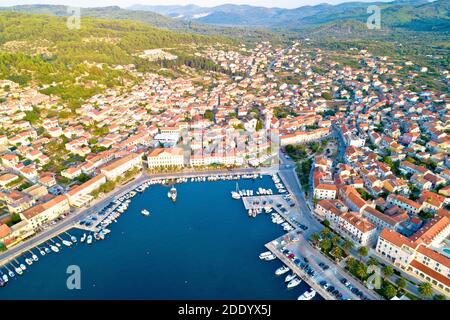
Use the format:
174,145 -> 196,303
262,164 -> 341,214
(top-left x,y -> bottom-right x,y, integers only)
0,38 -> 449,300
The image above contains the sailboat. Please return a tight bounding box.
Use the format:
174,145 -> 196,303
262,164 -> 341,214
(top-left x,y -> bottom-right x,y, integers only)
231,182 -> 241,199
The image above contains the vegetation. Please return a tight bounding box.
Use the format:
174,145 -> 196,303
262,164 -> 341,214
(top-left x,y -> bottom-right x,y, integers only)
0,12 -> 226,109
418,282 -> 434,298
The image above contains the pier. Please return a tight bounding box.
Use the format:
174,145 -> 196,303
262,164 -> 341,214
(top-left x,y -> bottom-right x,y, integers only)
265,241 -> 336,300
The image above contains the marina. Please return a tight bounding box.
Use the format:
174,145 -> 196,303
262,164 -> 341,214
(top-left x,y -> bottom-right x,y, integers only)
0,174 -> 320,299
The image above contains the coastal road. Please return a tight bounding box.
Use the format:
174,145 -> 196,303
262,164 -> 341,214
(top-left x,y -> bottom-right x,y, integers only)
275,153 -> 381,300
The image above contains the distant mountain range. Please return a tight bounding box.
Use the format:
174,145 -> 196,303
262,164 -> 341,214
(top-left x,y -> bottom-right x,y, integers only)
0,1 -> 448,34
129,0 -> 450,31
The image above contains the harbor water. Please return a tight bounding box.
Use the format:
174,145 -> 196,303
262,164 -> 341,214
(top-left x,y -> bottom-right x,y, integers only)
1,176 -> 319,299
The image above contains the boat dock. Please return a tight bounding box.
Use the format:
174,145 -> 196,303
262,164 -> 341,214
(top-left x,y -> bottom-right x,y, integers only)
265,241 -> 336,300
0,223 -> 74,268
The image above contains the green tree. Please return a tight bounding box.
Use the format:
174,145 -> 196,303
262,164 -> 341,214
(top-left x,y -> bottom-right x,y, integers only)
321,92 -> 333,100
354,264 -> 367,280
342,239 -> 354,253
320,227 -> 331,238
310,232 -> 320,245
357,246 -> 368,259
331,235 -> 340,246
367,257 -> 379,266
396,278 -> 407,290
433,294 -> 446,300
382,283 -> 398,299
418,282 -> 433,298
255,120 -> 263,131
382,265 -> 394,278
320,238 -> 332,252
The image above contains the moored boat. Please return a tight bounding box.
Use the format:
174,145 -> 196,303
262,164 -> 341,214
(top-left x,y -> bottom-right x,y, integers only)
287,277 -> 301,288
275,266 -> 290,276
298,288 -> 316,300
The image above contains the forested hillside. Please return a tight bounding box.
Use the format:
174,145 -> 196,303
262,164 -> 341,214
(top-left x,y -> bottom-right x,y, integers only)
0,12 -> 227,109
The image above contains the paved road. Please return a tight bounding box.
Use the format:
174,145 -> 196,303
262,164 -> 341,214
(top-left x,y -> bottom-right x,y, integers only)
276,152 -> 381,300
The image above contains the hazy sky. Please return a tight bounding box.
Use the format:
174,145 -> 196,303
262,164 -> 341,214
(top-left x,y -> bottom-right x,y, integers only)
0,0 -> 393,9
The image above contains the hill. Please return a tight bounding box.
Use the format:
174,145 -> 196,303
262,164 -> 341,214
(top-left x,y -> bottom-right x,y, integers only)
130,0 -> 450,32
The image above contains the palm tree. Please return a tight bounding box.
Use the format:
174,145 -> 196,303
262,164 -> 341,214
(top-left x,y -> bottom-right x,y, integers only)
357,246 -> 368,260
355,265 -> 367,280
367,257 -> 379,266
310,232 -> 320,245
382,283 -> 398,299
331,235 -> 340,246
320,227 -> 331,238
418,282 -> 433,298
320,238 -> 332,252
396,278 -> 407,290
342,239 -> 354,253
382,265 -> 394,278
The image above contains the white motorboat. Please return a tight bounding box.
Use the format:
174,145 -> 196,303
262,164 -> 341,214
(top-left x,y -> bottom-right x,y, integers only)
167,186 -> 177,202
298,288 -> 316,300
25,258 -> 33,266
2,274 -> 8,282
70,236 -> 77,243
50,245 -> 59,253
264,254 -> 277,261
62,240 -> 72,247
285,273 -> 296,283
141,209 -> 150,216
275,266 -> 290,276
19,263 -> 26,271
80,233 -> 87,243
259,251 -> 272,260
87,235 -> 93,245
44,247 -> 50,254
287,277 -> 301,288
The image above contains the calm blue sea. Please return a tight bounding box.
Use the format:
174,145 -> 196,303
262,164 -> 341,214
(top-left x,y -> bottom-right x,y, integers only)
1,176 -> 316,300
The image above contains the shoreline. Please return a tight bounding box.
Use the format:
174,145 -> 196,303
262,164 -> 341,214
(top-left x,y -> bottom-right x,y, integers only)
0,166 -> 276,267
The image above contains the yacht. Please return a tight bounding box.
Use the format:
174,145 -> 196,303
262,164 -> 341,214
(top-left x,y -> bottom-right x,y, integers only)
275,266 -> 290,276
62,240 -> 72,247
87,235 -> 93,245
141,209 -> 150,216
168,186 -> 177,202
80,233 -> 87,243
285,273 -> 296,283
259,251 -> 272,260
298,288 -> 316,300
287,277 -> 301,289
264,254 -> 277,261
